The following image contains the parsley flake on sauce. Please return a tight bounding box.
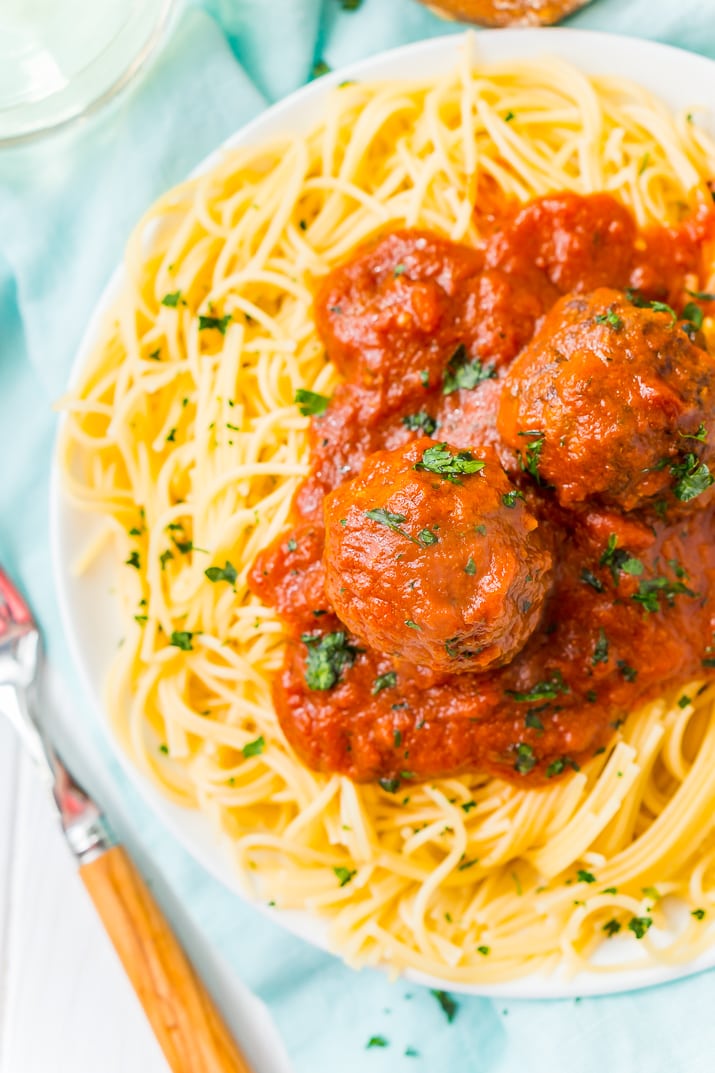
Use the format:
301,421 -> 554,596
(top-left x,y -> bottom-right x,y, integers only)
513,742 -> 536,774
302,631 -> 358,690
679,423 -> 708,443
669,453 -> 714,502
577,869 -> 596,884
372,671 -> 397,695
599,534 -> 643,582
442,344 -> 496,394
465,556 -> 477,575
205,561 -> 238,585
506,670 -> 569,704
592,628 -> 609,666
125,550 -> 141,570
595,309 -> 623,330
517,431 -> 545,483
603,919 -> 622,937
295,388 -> 330,416
415,443 -> 485,484
161,290 -> 182,307
402,410 -> 438,436
502,490 -> 525,508
632,575 -> 697,613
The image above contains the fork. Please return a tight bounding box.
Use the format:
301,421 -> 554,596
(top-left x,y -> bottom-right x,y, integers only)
0,565 -> 254,1073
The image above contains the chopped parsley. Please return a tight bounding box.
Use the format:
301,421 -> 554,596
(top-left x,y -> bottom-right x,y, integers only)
577,869 -> 596,884
302,631 -> 358,690
617,660 -> 638,682
592,628 -> 609,666
687,288 -> 715,301
682,301 -> 704,331
311,60 -> 331,79
692,908 -> 707,920
545,756 -> 579,778
632,575 -> 697,613
465,556 -> 477,575
506,670 -> 569,704
517,431 -> 545,484
287,538 -> 297,552
599,534 -> 643,582
442,344 -> 495,394
628,915 -> 653,939
603,919 -> 622,937
242,736 -> 265,758
205,561 -> 238,585
477,945 -> 491,955
333,866 -> 356,887
393,263 -> 407,277
402,410 -> 437,436
364,506 -> 416,544
514,742 -> 536,775
418,528 -> 438,546
679,423 -> 707,443
379,777 -> 401,793
414,443 -> 485,484
125,550 -> 141,570
405,619 -> 421,630
581,569 -> 605,592
198,313 -> 232,334
595,309 -> 623,330
372,671 -> 397,695
525,711 -> 544,731
366,1036 -> 388,1049
669,453 -> 714,502
295,388 -> 330,416
169,630 -> 193,651
678,694 -> 692,709
502,490 -> 525,508
432,990 -> 459,1023
626,289 -> 677,324
161,290 -> 182,307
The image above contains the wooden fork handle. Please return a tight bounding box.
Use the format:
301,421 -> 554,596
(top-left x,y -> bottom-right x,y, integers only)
80,846 -> 253,1073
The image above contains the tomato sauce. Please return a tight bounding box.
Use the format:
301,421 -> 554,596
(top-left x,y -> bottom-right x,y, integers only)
250,192 -> 715,788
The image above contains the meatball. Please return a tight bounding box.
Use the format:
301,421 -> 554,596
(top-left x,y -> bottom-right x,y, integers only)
497,288 -> 715,510
322,438 -> 553,673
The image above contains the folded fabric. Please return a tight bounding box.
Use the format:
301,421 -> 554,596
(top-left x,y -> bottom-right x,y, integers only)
3,2 -> 715,1071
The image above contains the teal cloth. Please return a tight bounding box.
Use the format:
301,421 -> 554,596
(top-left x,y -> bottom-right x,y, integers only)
3,2 -> 715,1070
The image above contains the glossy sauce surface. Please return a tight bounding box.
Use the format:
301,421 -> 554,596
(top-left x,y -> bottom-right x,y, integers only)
250,193 -> 715,787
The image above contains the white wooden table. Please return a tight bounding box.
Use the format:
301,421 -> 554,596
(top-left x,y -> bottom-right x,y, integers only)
0,678 -> 292,1073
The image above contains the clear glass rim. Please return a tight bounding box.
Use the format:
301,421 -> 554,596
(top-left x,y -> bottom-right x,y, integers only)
0,0 -> 176,150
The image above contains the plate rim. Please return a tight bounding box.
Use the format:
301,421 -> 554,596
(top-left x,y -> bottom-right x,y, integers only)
50,25 -> 715,999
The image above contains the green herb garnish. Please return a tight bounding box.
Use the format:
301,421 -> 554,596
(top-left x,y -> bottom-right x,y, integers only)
302,631 -> 358,690
198,313 -> 231,334
242,736 -> 265,758
432,990 -> 459,1023
205,561 -> 238,585
402,411 -> 437,436
442,344 -> 495,394
295,388 -> 330,416
334,866 -> 357,887
170,630 -> 193,651
506,670 -> 568,704
161,291 -> 182,307
372,671 -> 397,695
414,443 -> 485,484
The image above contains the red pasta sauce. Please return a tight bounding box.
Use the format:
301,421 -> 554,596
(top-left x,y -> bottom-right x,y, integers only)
250,192 -> 715,789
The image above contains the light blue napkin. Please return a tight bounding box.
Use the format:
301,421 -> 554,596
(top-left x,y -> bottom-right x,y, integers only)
3,2 -> 715,1071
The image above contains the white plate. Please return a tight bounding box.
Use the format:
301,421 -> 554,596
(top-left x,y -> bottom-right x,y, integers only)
50,28 -> 715,999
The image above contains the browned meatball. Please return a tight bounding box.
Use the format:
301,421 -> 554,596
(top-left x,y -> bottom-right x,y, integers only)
497,288 -> 715,511
322,438 -> 553,673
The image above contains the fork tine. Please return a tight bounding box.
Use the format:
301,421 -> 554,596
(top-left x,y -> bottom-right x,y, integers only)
0,566 -> 34,626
